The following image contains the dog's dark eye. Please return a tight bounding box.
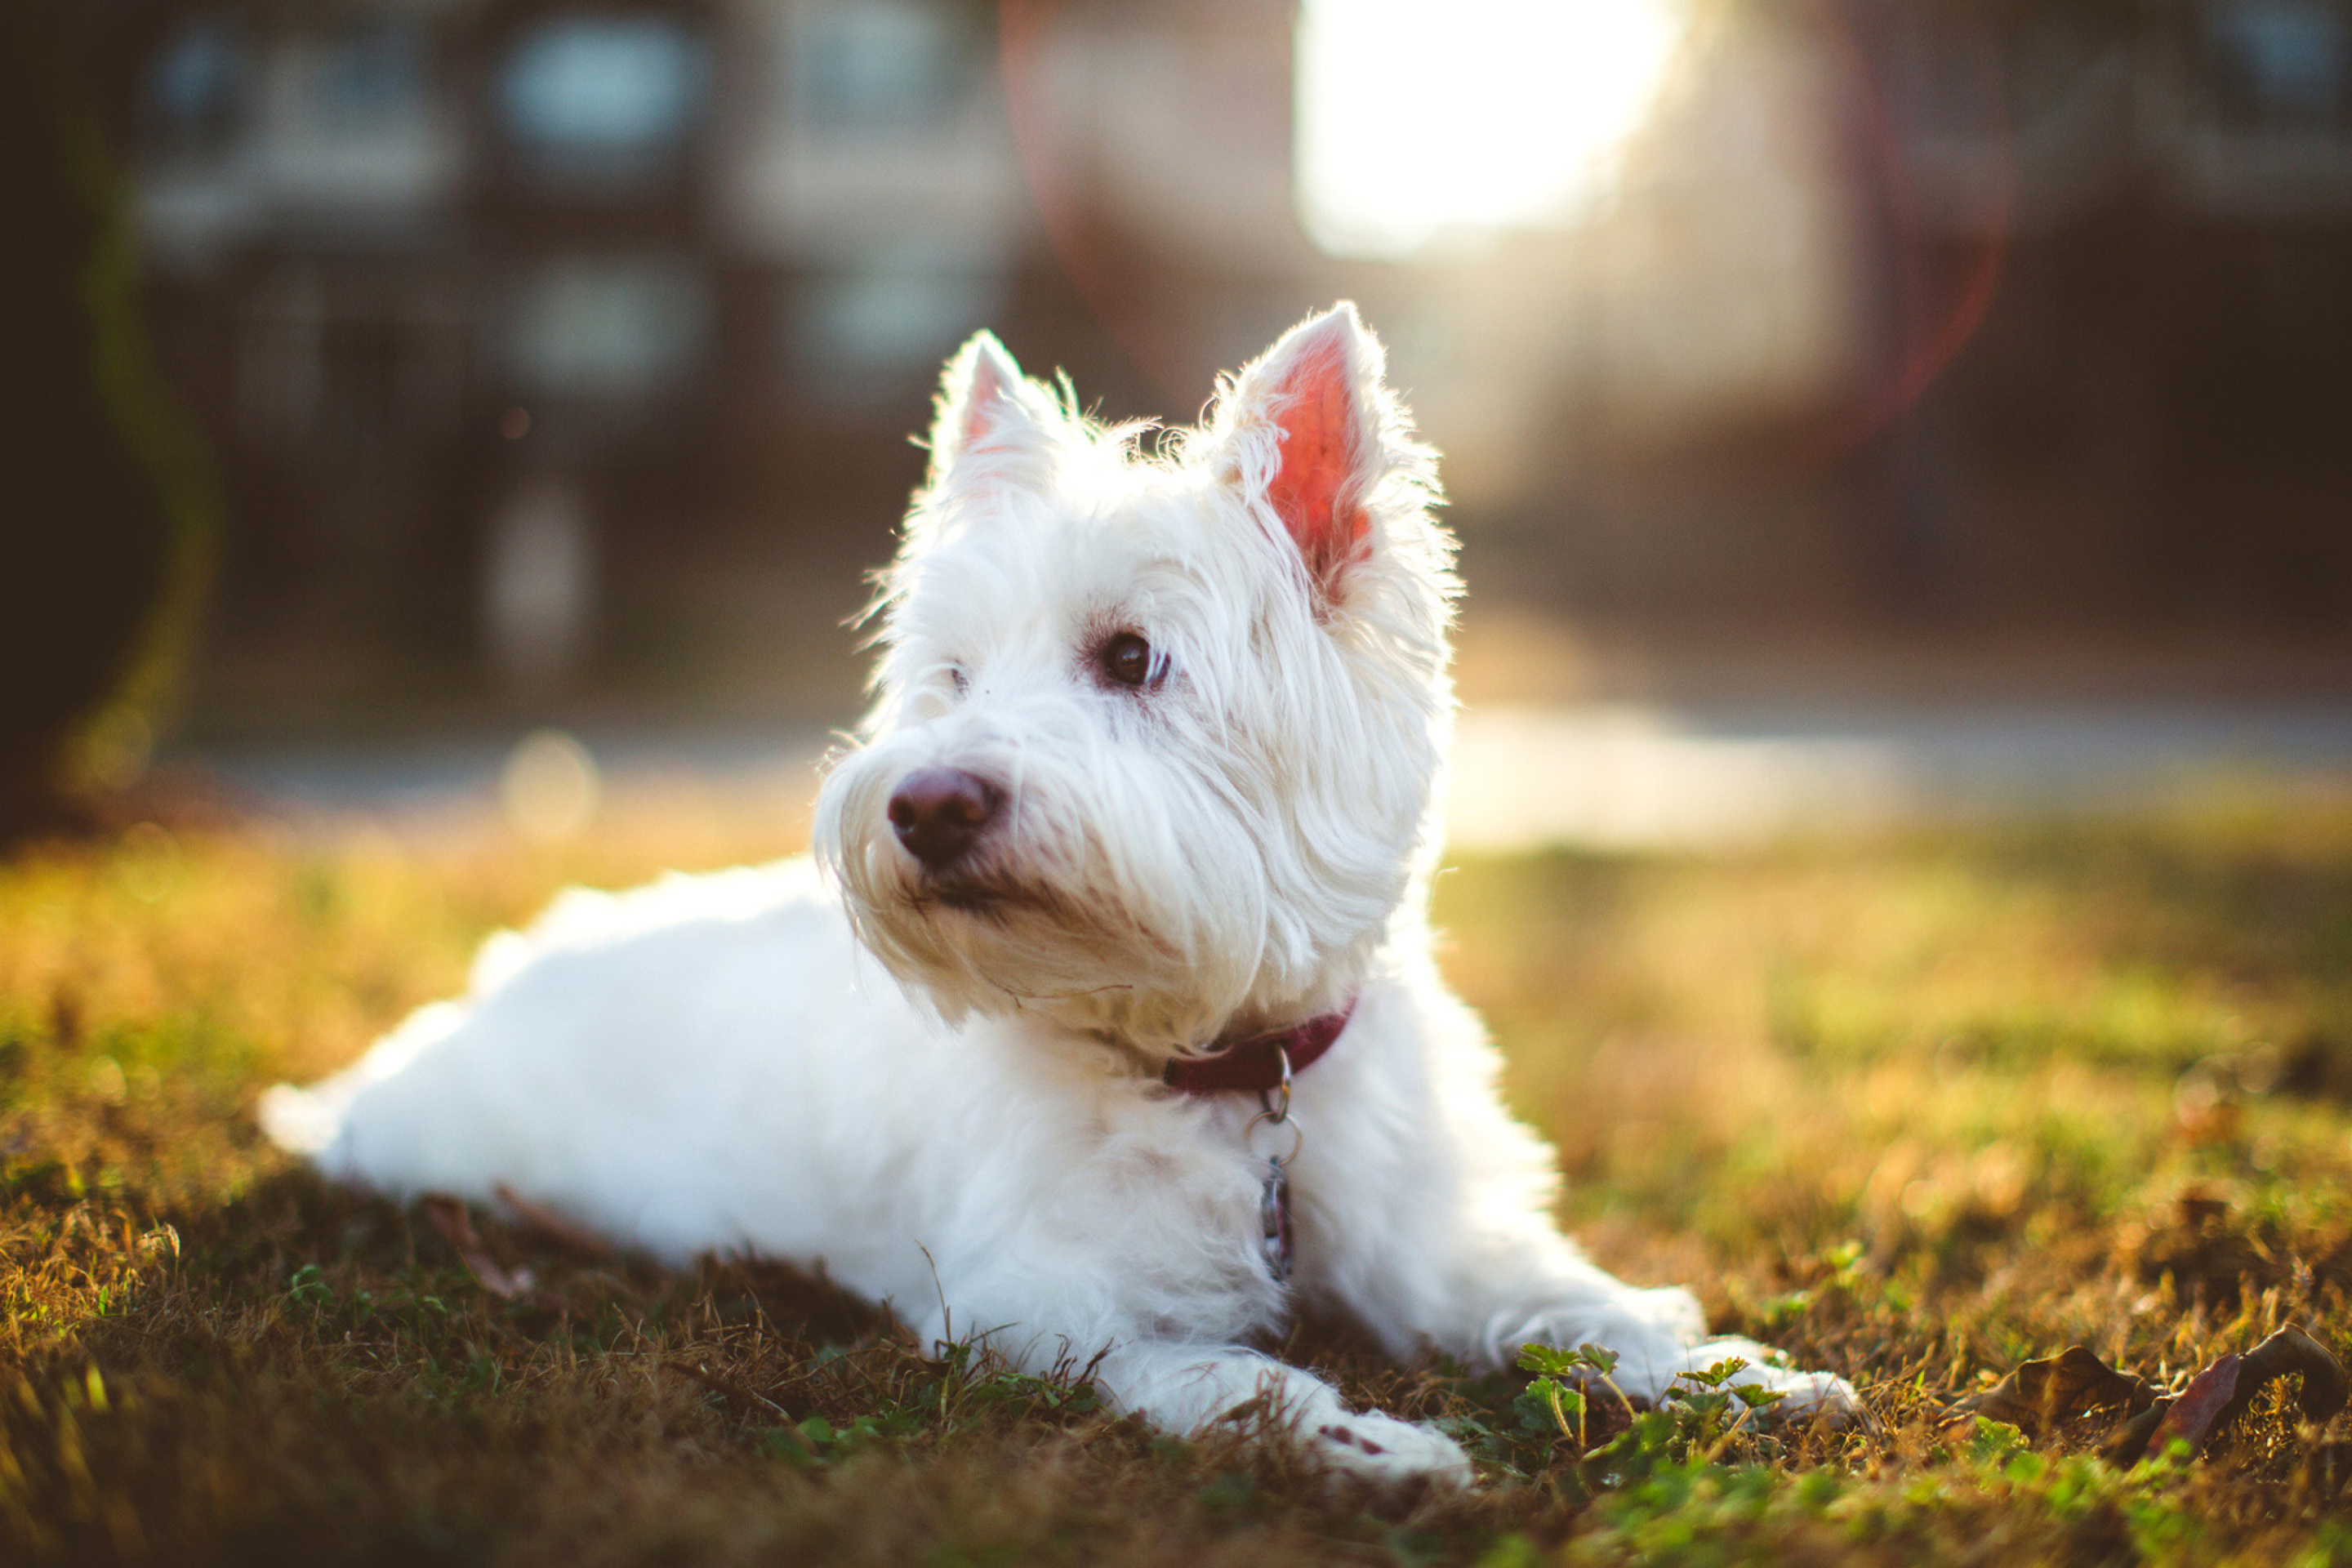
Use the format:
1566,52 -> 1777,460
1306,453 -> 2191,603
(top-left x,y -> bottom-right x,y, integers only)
1099,632 -> 1154,688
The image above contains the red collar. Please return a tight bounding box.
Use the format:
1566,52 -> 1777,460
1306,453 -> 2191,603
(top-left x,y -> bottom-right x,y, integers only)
1161,999 -> 1356,1094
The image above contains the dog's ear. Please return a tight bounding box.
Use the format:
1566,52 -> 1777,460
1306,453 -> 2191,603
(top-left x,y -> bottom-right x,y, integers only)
925,332 -> 1060,494
1214,303 -> 1389,603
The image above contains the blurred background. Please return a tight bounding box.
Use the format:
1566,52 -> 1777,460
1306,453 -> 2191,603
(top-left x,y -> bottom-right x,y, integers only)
11,0 -> 2352,847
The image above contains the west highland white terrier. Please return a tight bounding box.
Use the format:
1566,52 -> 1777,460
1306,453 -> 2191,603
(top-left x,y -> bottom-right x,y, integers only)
263,305 -> 1855,1483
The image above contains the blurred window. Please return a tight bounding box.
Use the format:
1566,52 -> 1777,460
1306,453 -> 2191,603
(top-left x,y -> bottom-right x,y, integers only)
789,259 -> 1001,403
318,23 -> 431,128
142,21 -> 253,161
503,257 -> 710,401
501,16 -> 711,159
2203,0 -> 2350,127
792,1 -> 974,136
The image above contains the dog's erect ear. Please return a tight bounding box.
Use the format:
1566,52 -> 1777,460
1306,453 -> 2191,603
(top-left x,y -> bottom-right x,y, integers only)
924,332 -> 1059,494
1215,304 -> 1388,599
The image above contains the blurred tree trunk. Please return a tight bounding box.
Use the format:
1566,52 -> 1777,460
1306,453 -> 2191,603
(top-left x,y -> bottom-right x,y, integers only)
0,0 -> 214,835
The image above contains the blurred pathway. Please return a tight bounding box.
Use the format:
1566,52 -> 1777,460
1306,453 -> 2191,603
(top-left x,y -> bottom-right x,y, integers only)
1445,702 -> 2352,850
188,701 -> 2352,853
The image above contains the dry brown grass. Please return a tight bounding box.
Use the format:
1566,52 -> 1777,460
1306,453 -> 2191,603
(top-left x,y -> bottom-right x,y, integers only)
7,788 -> 2352,1563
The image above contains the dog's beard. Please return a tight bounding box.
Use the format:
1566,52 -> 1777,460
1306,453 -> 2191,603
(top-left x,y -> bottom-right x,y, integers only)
901,861 -> 1065,919
863,862 -> 1232,1043
925,879 -> 1007,915
814,745 -> 1275,1047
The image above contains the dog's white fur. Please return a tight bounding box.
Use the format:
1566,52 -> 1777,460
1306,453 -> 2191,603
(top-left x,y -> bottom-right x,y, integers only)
262,306 -> 1854,1483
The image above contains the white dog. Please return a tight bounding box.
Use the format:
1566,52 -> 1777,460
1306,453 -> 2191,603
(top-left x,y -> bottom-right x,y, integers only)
263,305 -> 1854,1483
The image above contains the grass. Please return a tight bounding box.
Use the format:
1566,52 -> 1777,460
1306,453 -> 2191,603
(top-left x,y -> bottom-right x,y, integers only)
7,789 -> 2352,1563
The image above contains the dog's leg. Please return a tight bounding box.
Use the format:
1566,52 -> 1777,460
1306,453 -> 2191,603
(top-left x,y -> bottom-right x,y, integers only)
1325,1180 -> 1857,1418
1088,1339 -> 1475,1486
896,1250 -> 1477,1483
1448,1256 -> 1855,1416
1302,991 -> 1860,1422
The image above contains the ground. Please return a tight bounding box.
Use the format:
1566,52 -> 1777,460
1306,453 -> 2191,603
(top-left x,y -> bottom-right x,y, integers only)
5,789 -> 2352,1565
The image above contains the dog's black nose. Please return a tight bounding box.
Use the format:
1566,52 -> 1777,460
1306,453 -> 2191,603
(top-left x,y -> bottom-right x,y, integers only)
888,768 -> 1002,869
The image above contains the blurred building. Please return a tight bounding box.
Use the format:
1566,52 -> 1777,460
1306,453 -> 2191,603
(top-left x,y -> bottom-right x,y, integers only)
127,0 -> 2352,725
135,0 -> 1052,717
1855,0 -> 2352,626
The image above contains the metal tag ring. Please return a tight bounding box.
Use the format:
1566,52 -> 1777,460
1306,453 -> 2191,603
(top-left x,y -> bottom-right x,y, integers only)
1245,1109 -> 1304,1167
1258,1045 -> 1294,1124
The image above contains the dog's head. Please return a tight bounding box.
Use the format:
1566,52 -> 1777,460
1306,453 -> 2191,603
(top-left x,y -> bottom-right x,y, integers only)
814,305 -> 1457,1054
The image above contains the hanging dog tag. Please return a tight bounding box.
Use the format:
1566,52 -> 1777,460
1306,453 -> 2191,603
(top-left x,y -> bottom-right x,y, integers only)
1248,1046 -> 1300,1286
1259,1156 -> 1294,1284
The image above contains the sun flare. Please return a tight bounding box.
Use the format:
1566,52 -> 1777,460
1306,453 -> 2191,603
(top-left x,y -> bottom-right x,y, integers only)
1297,0 -> 1691,259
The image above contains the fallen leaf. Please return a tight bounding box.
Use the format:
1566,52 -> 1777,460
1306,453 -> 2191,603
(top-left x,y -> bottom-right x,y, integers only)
2100,1327 -> 2346,1465
2099,1402 -> 2171,1465
2173,1184 -> 2230,1227
2144,1354 -> 2243,1458
2242,1325 -> 2350,1423
1948,1345 -> 2158,1437
421,1192 -> 541,1300
495,1182 -> 615,1258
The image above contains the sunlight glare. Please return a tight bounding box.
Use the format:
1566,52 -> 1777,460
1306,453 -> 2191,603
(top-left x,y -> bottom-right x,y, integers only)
1298,0 -> 1691,259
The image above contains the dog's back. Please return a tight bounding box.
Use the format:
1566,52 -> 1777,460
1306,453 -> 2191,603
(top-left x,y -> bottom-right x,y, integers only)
265,860 -> 922,1267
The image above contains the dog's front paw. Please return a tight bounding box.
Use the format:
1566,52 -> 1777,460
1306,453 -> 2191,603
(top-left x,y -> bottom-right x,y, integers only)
1688,1337 -> 1860,1428
1748,1365 -> 1860,1426
1309,1411 -> 1476,1487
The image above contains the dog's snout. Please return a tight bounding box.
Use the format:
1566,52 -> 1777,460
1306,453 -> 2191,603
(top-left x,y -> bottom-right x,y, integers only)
888,768 -> 1002,869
